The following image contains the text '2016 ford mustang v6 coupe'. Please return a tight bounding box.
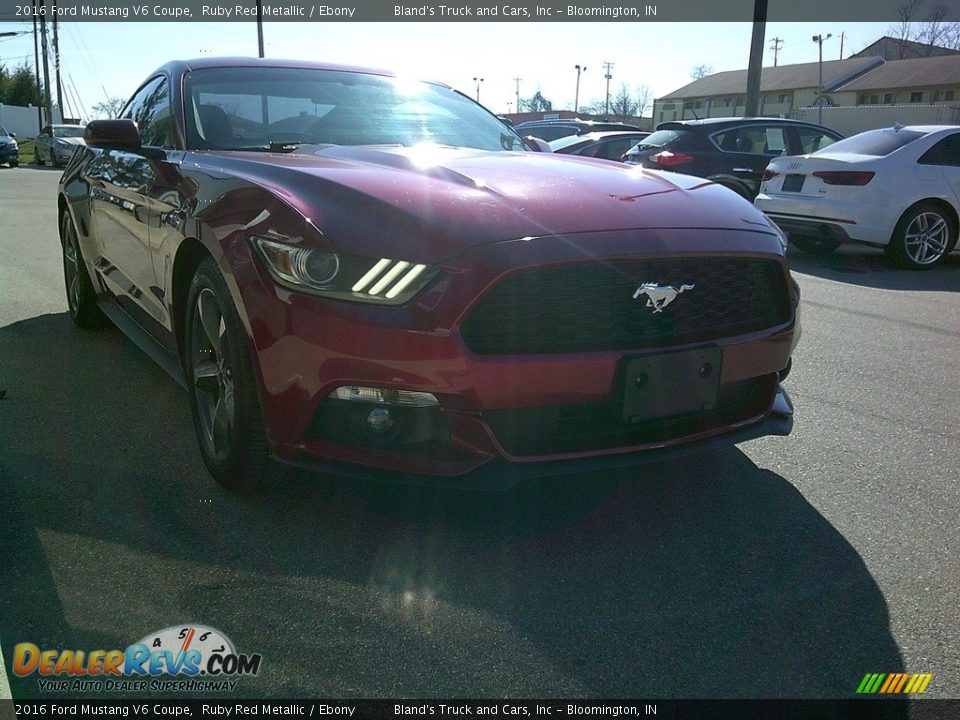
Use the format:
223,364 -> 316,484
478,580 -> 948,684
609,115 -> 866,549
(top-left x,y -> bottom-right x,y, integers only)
59,58 -> 800,491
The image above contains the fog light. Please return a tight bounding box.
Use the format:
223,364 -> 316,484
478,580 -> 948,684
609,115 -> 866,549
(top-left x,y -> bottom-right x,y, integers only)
366,406 -> 395,432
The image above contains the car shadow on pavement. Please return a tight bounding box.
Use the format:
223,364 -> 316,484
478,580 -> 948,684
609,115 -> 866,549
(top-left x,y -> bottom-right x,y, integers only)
0,313 -> 906,708
786,245 -> 960,293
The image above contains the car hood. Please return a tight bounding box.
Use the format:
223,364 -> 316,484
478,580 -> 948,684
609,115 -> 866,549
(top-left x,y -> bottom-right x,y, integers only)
199,145 -> 775,263
53,137 -> 86,146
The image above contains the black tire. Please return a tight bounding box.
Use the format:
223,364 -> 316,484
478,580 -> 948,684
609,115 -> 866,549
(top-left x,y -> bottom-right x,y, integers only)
789,234 -> 841,255
888,202 -> 957,270
61,214 -> 105,328
10,160 -> 18,168
185,257 -> 270,492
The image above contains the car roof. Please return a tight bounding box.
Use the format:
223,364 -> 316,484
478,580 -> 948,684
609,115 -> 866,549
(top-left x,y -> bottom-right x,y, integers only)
149,57 -> 451,90
657,117 -> 832,131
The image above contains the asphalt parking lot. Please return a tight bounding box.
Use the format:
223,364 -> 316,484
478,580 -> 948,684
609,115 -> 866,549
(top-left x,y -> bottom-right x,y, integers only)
0,167 -> 958,701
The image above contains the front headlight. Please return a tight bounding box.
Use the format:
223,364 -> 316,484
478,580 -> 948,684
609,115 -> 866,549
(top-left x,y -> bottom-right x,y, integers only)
251,236 -> 439,306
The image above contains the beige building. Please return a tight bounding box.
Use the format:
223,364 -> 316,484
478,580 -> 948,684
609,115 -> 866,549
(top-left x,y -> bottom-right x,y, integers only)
839,54 -> 960,106
652,41 -> 960,130
652,56 -> 883,124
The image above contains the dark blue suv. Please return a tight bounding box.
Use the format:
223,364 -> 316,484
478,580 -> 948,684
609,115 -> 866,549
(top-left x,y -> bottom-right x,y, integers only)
0,125 -> 19,168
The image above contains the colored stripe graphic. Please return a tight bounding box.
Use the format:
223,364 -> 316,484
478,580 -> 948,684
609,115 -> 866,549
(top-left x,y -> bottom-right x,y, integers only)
858,673 -> 932,694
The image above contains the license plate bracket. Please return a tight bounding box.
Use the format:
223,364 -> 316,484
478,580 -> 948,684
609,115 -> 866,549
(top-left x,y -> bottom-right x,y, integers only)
621,347 -> 723,424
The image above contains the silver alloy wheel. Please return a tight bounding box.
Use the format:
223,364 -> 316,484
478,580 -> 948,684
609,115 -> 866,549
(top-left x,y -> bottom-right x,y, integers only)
62,227 -> 81,313
191,287 -> 235,462
903,211 -> 950,266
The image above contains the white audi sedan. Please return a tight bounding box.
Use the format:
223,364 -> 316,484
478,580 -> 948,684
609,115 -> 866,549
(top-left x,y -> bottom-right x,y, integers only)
755,125 -> 960,269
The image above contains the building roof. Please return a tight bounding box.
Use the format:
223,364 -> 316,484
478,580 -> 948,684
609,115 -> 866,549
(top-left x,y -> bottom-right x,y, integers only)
837,54 -> 960,91
852,36 -> 960,61
658,56 -> 884,100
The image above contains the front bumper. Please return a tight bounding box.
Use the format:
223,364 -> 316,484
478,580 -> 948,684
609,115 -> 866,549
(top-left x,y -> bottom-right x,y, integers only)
228,228 -> 799,484
0,144 -> 17,164
280,388 -> 794,490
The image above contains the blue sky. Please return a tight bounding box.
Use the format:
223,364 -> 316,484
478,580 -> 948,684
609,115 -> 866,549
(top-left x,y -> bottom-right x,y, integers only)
0,21 -> 892,119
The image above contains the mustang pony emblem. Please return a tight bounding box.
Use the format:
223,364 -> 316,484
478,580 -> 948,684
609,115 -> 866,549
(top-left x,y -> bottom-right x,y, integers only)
633,282 -> 695,313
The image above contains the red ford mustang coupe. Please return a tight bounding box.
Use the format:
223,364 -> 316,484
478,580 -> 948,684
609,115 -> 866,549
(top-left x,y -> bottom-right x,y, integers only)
59,58 -> 799,491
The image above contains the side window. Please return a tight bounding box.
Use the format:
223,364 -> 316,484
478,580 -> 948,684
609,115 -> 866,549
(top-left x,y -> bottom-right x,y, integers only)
713,126 -> 778,155
918,133 -> 960,167
593,138 -> 636,161
122,76 -> 173,148
795,127 -> 839,155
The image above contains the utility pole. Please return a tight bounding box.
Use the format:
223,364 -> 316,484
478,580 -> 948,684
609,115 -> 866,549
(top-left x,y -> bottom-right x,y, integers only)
839,32 -> 845,59
602,61 -> 614,116
32,1 -> 42,128
513,77 -> 522,113
52,0 -> 64,120
744,0 -> 767,118
769,37 -> 783,66
38,0 -> 53,125
256,0 -> 264,57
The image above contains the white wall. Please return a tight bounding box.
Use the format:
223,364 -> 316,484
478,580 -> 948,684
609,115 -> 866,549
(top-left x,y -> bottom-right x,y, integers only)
792,104 -> 960,136
0,104 -> 62,138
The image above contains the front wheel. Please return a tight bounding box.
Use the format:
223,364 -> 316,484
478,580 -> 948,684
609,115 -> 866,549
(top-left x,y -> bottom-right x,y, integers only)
61,214 -> 105,328
185,257 -> 270,492
888,203 -> 957,269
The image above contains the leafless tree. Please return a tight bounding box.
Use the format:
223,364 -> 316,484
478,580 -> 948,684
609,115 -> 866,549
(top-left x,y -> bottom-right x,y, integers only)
608,83 -> 639,121
690,64 -> 712,80
635,85 -> 653,117
889,0 -> 960,55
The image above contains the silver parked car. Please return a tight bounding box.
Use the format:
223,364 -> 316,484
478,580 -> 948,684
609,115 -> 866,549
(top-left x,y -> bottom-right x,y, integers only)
35,123 -> 86,167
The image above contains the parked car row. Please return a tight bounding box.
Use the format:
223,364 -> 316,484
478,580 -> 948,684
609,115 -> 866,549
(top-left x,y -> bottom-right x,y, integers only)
0,123 -> 87,169
530,115 -> 959,269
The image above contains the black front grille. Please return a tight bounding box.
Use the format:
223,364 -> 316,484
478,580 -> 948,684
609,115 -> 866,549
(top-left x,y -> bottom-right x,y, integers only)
460,257 -> 790,355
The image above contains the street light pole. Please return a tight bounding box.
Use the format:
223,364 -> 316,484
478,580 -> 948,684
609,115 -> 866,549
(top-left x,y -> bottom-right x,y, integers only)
574,64 -> 586,114
473,77 -> 484,103
812,33 -> 832,125
602,61 -> 614,116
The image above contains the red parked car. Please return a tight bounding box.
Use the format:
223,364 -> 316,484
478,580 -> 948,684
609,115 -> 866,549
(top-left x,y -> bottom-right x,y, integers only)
59,58 -> 800,491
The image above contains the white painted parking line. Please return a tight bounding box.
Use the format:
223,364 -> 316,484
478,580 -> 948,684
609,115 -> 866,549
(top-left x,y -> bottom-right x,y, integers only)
0,640 -> 11,699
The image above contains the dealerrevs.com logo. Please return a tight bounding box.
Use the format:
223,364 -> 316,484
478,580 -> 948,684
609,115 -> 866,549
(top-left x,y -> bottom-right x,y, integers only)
13,624 -> 262,692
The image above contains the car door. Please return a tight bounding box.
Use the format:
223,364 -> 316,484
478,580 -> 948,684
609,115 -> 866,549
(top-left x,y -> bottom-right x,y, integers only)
85,75 -> 173,329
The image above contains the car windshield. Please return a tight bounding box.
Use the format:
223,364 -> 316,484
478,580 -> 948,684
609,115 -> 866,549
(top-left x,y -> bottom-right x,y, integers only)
815,128 -> 925,156
635,129 -> 681,149
183,66 -> 526,152
53,125 -> 85,138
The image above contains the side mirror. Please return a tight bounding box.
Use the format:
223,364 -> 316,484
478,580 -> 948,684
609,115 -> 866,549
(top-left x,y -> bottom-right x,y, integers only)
523,135 -> 551,153
85,119 -> 141,150
9,132 -> 15,139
